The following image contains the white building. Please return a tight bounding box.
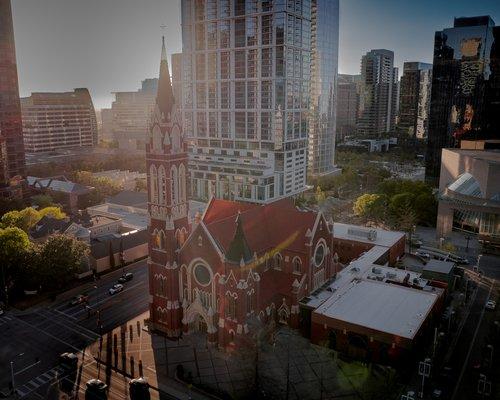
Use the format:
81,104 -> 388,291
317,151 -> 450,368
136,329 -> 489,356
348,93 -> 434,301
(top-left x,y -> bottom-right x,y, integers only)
180,0 -> 315,203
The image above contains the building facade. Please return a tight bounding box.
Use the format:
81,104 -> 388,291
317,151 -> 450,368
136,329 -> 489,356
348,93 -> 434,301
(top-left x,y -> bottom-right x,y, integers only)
336,74 -> 361,142
307,0 -> 339,177
21,89 -> 98,153
398,62 -> 432,142
437,141 -> 500,253
102,79 -> 158,152
425,16 -> 500,183
357,49 -> 399,138
180,0 -> 312,203
0,0 -> 25,198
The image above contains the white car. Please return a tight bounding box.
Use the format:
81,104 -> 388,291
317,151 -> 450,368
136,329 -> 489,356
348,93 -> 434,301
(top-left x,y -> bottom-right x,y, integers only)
485,300 -> 496,310
109,284 -> 124,295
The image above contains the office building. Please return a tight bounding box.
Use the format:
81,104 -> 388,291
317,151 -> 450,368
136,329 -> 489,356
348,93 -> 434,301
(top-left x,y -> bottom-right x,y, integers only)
425,16 -> 500,183
0,0 -> 25,198
437,140 -> 500,254
307,0 -> 340,177
21,89 -> 98,153
180,0 -> 312,202
171,53 -> 184,110
398,62 -> 432,142
336,74 -> 361,141
102,79 -> 158,152
357,49 -> 399,138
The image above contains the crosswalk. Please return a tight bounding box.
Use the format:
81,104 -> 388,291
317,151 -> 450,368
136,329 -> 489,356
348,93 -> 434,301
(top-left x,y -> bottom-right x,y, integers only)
15,365 -> 65,398
0,315 -> 12,326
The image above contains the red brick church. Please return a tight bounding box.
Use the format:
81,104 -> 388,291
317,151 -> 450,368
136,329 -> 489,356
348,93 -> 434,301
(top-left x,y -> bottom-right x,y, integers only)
147,38 -> 340,348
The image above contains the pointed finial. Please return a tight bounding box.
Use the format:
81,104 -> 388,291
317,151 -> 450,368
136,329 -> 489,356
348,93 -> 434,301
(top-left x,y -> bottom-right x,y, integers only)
161,35 -> 167,62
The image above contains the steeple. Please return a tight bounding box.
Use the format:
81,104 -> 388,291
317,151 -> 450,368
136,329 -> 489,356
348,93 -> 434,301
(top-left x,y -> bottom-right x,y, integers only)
157,36 -> 175,118
226,212 -> 253,264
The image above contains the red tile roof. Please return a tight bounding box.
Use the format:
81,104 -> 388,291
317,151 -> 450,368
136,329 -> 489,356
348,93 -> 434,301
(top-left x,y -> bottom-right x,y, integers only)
202,198 -> 318,258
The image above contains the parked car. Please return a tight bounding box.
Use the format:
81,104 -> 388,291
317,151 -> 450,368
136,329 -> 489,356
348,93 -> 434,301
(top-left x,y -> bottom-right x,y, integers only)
118,272 -> 134,283
109,284 -> 124,295
70,294 -> 89,306
485,300 -> 496,310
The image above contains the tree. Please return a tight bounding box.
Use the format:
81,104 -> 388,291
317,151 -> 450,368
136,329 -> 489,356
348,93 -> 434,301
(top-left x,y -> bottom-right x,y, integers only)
31,194 -> 54,209
353,193 -> 387,222
315,186 -> 326,204
1,206 -> 65,231
414,192 -> 437,226
36,235 -> 89,290
0,227 -> 32,301
38,206 -> 66,220
1,207 -> 40,231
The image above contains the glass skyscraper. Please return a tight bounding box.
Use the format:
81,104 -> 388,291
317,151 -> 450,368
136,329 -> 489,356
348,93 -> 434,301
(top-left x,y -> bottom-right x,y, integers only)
307,0 -> 339,177
180,0 -> 312,203
425,16 -> 500,183
0,0 -> 25,198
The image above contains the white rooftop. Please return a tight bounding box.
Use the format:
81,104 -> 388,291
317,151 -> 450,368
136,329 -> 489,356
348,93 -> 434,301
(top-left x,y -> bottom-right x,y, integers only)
314,279 -> 440,339
333,223 -> 405,248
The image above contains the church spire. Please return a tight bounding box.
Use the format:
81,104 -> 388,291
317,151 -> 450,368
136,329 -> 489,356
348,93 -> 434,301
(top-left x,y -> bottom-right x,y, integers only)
226,212 -> 253,265
157,35 -> 174,118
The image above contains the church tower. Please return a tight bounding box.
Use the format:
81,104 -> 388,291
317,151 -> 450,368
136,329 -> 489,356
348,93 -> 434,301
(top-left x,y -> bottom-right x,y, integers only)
147,37 -> 189,336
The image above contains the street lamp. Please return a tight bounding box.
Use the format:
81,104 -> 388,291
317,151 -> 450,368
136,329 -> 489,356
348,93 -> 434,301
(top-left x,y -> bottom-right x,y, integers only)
10,353 -> 25,394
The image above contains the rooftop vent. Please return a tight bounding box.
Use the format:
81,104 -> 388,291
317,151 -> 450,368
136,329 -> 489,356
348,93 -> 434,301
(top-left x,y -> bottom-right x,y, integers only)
347,227 -> 377,241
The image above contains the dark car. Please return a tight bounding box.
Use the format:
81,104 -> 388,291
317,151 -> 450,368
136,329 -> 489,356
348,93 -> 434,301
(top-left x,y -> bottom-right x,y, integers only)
59,353 -> 78,393
85,379 -> 107,400
117,272 -> 134,283
129,377 -> 150,400
70,294 -> 89,306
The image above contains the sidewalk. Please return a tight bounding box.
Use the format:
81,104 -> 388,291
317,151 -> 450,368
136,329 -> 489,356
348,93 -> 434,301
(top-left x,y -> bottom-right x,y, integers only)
415,226 -> 480,258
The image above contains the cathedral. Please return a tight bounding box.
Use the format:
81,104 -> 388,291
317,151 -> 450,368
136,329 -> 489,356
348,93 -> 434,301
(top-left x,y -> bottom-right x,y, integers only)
147,38 -> 340,349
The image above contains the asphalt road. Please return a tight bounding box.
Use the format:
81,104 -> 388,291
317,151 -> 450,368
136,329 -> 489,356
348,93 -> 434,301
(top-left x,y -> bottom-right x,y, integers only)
0,259 -> 150,398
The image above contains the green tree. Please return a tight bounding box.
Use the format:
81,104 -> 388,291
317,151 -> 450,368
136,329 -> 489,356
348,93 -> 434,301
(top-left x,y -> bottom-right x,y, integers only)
353,193 -> 387,222
31,194 -> 54,208
0,227 -> 32,299
414,192 -> 437,226
38,206 -> 66,220
1,207 -> 40,231
36,235 -> 89,290
315,186 -> 326,204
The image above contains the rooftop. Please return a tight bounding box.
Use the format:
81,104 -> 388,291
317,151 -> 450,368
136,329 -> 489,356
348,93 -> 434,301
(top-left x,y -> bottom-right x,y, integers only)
423,259 -> 455,275
314,278 -> 440,339
333,223 -> 405,248
28,176 -> 93,194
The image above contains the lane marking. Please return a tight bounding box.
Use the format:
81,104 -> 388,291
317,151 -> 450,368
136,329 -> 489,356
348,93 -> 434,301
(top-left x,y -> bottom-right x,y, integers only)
451,282 -> 494,400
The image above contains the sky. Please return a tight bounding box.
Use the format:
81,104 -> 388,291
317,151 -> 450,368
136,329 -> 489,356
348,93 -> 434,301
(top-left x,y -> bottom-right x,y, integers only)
11,0 -> 500,110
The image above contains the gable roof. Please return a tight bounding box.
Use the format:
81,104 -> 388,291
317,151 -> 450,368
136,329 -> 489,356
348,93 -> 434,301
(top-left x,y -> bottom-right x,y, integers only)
27,176 -> 92,194
225,213 -> 253,264
29,215 -> 72,239
201,198 -> 318,259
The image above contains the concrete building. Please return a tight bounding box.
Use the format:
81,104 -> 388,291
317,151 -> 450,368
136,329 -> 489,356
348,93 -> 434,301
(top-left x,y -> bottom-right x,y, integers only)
336,74 -> 361,142
21,89 -> 98,153
357,49 -> 399,138
99,108 -> 114,142
436,140 -> 500,253
398,62 -> 432,142
307,0 -> 340,177
180,0 -> 313,202
425,16 -> 500,184
104,81 -> 158,152
0,0 -> 26,198
171,53 -> 183,111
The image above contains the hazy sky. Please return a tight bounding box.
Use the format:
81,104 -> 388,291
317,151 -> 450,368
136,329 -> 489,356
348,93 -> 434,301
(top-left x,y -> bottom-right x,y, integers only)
11,0 -> 500,110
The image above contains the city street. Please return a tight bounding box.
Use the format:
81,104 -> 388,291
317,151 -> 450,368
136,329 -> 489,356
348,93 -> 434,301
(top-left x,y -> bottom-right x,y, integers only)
0,260 -> 150,398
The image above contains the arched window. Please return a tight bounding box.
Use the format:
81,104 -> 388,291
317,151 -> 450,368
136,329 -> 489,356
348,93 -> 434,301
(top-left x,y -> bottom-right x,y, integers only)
150,165 -> 158,203
178,163 -> 186,202
152,229 -> 159,249
293,257 -> 302,274
314,242 -> 326,267
171,125 -> 181,151
159,230 -> 166,250
158,165 -> 166,205
170,165 -> 178,205
152,125 -> 162,152
273,253 -> 283,270
227,294 -> 236,319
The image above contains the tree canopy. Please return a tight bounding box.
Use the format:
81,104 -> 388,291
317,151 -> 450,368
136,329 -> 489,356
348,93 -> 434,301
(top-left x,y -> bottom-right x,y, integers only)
1,206 -> 66,232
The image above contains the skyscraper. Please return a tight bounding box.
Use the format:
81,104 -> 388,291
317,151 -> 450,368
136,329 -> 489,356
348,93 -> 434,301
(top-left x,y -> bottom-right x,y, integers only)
307,0 -> 339,177
0,0 -> 25,198
21,89 -> 98,153
398,62 -> 432,142
357,49 -> 399,138
180,0 -> 312,203
336,74 -> 361,141
425,16 -> 500,183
